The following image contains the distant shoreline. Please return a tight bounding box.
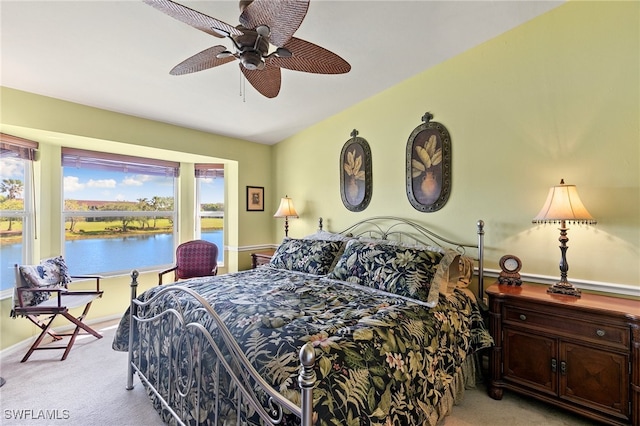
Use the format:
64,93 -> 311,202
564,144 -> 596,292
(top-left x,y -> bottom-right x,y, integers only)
0,227 -> 222,246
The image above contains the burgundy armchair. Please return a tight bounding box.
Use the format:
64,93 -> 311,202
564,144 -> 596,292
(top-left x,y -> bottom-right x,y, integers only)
158,240 -> 219,285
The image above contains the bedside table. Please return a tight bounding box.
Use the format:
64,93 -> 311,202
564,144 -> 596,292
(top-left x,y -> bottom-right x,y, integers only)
251,249 -> 275,269
486,283 -> 640,426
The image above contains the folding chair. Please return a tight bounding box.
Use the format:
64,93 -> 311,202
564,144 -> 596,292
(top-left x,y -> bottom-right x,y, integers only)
158,239 -> 219,284
12,256 -> 103,362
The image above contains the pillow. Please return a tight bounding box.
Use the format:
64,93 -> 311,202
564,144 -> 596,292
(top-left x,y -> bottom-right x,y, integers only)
433,249 -> 475,295
303,230 -> 352,242
269,238 -> 346,275
327,239 -> 444,306
17,256 -> 71,306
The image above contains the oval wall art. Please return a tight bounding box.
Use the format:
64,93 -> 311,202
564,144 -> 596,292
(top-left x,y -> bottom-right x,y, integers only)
406,112 -> 451,212
340,129 -> 372,212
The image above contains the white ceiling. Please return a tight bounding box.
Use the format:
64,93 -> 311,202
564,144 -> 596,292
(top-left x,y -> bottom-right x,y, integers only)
1,0 -> 564,145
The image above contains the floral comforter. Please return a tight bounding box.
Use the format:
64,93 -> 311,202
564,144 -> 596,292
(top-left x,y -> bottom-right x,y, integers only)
112,267 -> 493,426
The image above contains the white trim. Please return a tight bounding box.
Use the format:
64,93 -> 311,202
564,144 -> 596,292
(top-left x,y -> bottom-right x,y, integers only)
237,244 -> 277,252
0,288 -> 13,300
483,269 -> 640,297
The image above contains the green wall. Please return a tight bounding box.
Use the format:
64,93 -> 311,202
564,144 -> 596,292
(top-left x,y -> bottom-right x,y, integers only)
272,1 -> 639,290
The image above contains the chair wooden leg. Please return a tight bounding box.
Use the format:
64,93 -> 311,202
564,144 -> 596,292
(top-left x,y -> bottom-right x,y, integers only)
60,302 -> 102,361
21,315 -> 58,363
20,302 -> 102,362
25,314 -> 63,341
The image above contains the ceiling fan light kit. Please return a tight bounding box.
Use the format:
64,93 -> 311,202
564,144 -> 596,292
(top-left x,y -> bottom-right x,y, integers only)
143,0 -> 351,98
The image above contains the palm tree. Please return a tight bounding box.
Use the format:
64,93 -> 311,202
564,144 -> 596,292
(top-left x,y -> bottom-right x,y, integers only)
0,179 -> 24,231
0,179 -> 23,200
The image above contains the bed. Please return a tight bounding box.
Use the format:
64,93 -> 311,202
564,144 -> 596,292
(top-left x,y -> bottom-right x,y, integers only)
112,216 -> 493,425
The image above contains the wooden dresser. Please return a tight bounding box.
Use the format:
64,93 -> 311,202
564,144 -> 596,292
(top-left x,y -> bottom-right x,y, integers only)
486,283 -> 640,426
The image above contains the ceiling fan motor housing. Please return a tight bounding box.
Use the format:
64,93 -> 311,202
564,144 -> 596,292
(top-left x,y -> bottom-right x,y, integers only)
234,29 -> 270,70
241,51 -> 263,70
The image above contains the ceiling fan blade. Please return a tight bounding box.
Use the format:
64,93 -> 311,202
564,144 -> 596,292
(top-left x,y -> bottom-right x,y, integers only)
239,0 -> 309,47
270,37 -> 351,74
170,46 -> 236,75
241,63 -> 281,98
143,0 -> 242,38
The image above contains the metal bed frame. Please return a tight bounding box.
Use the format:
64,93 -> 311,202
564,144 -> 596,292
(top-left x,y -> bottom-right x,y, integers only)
125,217 -> 485,425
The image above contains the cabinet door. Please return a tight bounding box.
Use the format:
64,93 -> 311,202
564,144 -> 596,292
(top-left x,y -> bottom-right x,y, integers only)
504,328 -> 557,397
560,342 -> 630,420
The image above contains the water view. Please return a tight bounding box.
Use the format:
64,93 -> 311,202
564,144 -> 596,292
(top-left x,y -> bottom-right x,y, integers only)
0,230 -> 223,292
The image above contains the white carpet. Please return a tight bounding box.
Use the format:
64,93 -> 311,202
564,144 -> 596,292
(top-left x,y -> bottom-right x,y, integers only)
0,322 -> 162,426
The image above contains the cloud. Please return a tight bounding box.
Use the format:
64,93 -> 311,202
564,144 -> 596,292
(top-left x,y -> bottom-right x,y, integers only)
122,176 -> 144,186
64,176 -> 85,192
87,179 -> 116,189
0,158 -> 24,179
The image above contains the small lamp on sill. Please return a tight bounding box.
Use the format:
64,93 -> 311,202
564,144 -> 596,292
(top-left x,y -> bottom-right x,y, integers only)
532,179 -> 597,298
274,195 -> 299,237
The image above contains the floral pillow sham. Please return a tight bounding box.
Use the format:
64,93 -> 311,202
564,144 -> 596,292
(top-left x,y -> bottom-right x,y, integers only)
327,239 -> 444,306
269,238 -> 346,275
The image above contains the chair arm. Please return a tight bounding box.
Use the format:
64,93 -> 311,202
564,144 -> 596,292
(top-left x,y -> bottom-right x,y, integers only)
158,266 -> 177,285
17,287 -> 66,309
70,275 -> 102,292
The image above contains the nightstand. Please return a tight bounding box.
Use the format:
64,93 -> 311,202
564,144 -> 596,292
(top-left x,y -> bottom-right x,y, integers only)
486,283 -> 640,426
251,249 -> 275,269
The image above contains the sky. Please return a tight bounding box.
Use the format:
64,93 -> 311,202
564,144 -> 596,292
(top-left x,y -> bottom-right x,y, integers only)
63,167 -> 225,204
0,158 -> 224,204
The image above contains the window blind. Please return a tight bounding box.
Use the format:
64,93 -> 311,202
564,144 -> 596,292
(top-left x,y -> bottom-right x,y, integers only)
62,147 -> 180,177
195,163 -> 224,179
0,133 -> 38,160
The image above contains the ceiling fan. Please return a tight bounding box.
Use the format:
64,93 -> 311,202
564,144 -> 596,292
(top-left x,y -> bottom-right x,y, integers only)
143,0 -> 351,98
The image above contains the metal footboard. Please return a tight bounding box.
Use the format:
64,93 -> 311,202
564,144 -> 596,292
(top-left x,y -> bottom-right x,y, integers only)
125,270 -> 316,426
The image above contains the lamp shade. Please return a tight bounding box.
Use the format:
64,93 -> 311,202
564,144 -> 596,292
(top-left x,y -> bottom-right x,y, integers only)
532,180 -> 596,225
274,196 -> 299,218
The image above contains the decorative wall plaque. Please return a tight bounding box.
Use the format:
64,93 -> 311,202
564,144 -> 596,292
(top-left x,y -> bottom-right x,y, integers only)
406,112 -> 451,212
340,129 -> 372,212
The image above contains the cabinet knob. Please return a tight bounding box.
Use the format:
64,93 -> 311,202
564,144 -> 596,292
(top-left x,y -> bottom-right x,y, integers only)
519,314 -> 527,321
596,329 -> 605,337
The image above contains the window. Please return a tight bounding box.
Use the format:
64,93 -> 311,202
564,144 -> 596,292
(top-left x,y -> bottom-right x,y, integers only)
195,163 -> 224,263
62,148 -> 179,275
0,134 -> 37,292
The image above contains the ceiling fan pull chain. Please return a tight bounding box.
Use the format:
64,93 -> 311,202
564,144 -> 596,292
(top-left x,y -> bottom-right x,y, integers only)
240,71 -> 246,103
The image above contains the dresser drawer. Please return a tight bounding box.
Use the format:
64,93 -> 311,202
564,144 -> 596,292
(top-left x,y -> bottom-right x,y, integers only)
503,305 -> 629,350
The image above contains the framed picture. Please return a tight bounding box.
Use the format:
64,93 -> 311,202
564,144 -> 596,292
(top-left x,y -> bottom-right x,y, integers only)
405,112 -> 451,212
340,129 -> 372,212
246,186 -> 264,211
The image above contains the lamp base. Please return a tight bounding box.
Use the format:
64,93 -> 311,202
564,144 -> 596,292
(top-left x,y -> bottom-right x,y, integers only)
547,281 -> 581,298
